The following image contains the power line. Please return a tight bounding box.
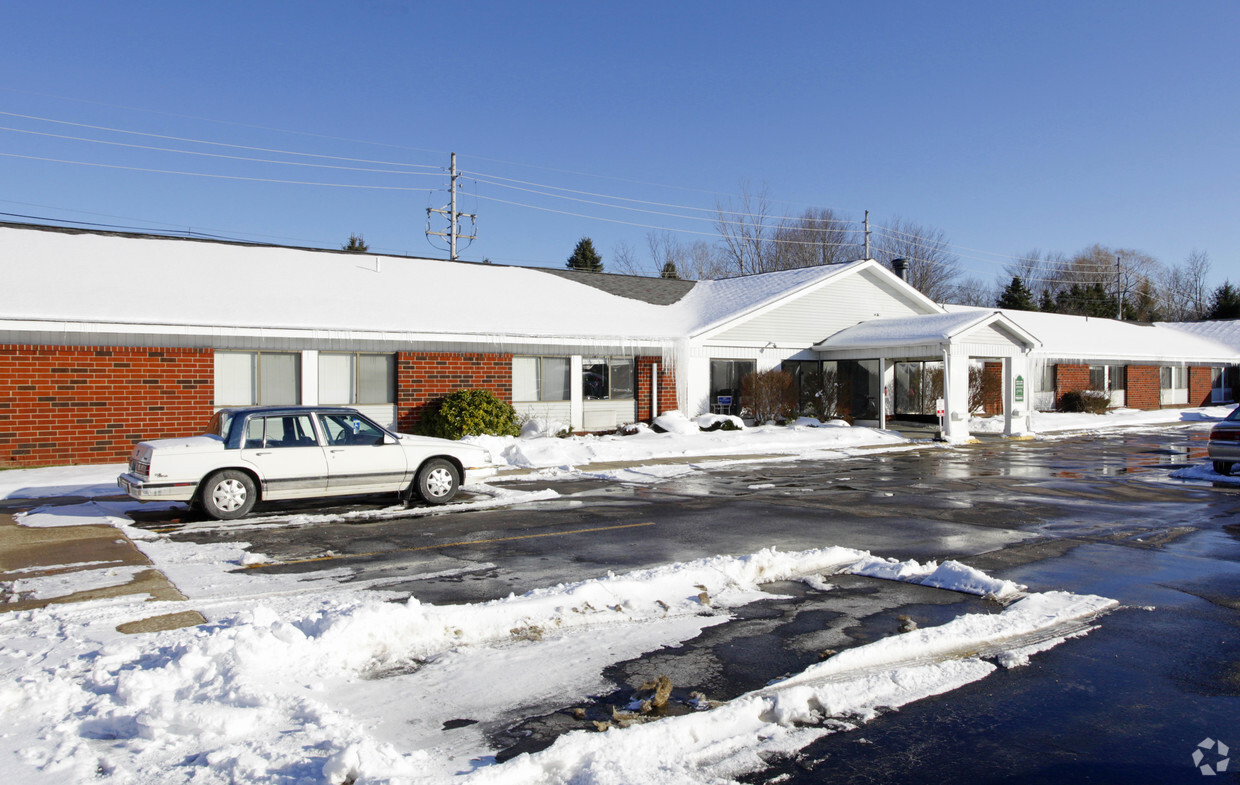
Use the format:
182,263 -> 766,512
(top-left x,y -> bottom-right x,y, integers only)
0,124 -> 446,176
0,152 -> 439,191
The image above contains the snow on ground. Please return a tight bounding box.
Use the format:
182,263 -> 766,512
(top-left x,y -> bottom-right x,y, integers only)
468,411 -> 908,473
1,405 -> 1220,783
970,404 -> 1232,435
0,537 -> 1116,785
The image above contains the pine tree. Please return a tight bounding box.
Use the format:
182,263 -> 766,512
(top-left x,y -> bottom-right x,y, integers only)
1038,288 -> 1055,312
342,233 -> 369,253
996,276 -> 1036,310
659,260 -> 680,280
566,237 -> 604,272
1209,281 -> 1240,320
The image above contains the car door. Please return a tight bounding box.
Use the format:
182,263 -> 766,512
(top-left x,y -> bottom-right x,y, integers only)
316,411 -> 409,496
239,414 -> 329,500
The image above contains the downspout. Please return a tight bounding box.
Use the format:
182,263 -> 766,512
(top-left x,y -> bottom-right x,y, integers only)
652,363 -> 659,421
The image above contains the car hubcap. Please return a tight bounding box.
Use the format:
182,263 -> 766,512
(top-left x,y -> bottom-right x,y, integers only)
425,468 -> 453,498
213,479 -> 247,511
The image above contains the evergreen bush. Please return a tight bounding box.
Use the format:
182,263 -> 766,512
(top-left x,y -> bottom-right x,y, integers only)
1059,389 -> 1110,414
421,389 -> 520,439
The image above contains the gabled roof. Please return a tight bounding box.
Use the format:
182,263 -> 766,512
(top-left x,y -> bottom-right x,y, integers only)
683,259 -> 942,338
536,268 -> 695,305
947,305 -> 1236,363
814,309 -> 1039,351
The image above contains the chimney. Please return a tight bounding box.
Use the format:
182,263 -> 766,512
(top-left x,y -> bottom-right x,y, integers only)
892,258 -> 908,280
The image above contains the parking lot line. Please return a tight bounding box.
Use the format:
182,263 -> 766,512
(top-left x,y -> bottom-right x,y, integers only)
241,521 -> 657,569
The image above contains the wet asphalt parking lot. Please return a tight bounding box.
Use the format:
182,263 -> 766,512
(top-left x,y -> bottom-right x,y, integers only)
138,427 -> 1240,783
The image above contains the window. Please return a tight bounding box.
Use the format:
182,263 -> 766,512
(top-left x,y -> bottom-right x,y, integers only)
709,359 -> 755,415
243,415 -> 317,449
1108,365 -> 1126,391
1088,365 -> 1106,391
582,357 -> 634,400
1037,364 -> 1056,393
1160,366 -> 1186,390
215,351 -> 300,406
513,356 -> 570,401
319,353 -> 395,404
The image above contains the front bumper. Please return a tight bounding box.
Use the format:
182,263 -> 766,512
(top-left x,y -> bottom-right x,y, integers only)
117,473 -> 198,502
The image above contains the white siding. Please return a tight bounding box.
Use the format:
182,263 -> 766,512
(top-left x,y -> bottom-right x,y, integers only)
710,269 -> 934,344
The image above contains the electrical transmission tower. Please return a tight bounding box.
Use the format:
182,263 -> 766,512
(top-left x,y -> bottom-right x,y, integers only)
426,152 -> 476,260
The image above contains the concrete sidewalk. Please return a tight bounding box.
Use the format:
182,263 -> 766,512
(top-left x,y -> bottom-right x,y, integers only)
0,513 -> 205,633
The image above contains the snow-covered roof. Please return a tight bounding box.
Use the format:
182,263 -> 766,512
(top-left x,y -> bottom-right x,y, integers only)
1160,319 -> 1240,352
0,223 -> 880,347
679,260 -> 886,336
946,305 -> 1236,363
815,310 -> 1032,351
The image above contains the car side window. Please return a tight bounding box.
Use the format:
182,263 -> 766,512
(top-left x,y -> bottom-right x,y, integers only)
320,413 -> 385,446
244,415 -> 319,448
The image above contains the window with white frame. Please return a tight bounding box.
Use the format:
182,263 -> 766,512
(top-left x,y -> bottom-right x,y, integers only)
582,357 -> 634,400
214,351 -> 300,406
513,356 -> 571,401
1160,366 -> 1186,390
318,353 -> 395,405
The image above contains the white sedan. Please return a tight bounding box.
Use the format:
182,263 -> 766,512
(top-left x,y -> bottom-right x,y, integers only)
117,406 -> 496,520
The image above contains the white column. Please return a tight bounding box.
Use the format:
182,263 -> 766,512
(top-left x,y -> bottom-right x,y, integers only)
942,347 -> 972,443
878,357 -> 888,430
570,355 -> 583,430
300,350 -> 318,406
1005,353 -> 1033,436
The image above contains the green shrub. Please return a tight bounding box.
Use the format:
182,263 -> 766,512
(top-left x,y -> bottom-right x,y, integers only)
421,389 -> 520,439
1059,389 -> 1110,414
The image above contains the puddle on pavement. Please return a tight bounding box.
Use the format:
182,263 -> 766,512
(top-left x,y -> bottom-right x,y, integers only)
487,575 -> 994,763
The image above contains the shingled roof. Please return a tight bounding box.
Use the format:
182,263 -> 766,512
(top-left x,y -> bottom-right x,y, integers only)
535,267 -> 697,305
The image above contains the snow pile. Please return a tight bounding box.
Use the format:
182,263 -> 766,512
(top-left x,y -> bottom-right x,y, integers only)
470,414 -> 907,472
0,545 -> 1115,785
970,404 -> 1231,435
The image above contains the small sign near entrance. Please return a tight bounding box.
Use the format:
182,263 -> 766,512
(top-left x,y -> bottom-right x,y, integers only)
1015,375 -> 1025,402
935,398 -> 945,417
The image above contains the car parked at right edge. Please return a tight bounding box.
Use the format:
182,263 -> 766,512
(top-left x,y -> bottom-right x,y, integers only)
1207,405 -> 1240,475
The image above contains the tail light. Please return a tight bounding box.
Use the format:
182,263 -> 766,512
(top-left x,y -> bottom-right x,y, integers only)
1209,429 -> 1240,442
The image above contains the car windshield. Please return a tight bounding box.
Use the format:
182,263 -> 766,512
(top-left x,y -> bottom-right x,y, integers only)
1226,407 -> 1240,422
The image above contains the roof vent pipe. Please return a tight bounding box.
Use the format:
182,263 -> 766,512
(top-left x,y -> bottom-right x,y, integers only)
892,258 -> 908,281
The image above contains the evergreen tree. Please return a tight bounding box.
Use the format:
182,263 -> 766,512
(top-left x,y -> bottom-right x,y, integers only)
996,276 -> 1036,310
342,233 -> 369,253
1208,281 -> 1240,320
659,260 -> 680,280
1038,288 -> 1056,312
566,237 -> 604,272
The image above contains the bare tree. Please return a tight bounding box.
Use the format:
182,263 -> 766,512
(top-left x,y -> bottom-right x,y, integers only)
609,239 -> 647,276
1004,249 -> 1067,303
714,181 -> 775,275
770,207 -> 862,269
872,217 -> 962,302
945,276 -> 996,307
1160,249 -> 1212,321
647,231 -> 728,280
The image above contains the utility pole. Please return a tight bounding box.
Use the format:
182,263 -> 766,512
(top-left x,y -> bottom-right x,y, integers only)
426,152 -> 477,260
1116,255 -> 1124,320
864,210 -> 871,260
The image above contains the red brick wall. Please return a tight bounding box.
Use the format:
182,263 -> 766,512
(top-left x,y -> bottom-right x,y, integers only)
982,361 -> 1004,415
1053,363 -> 1088,409
1188,366 -> 1213,407
396,352 -> 512,431
1126,365 -> 1161,410
0,345 -> 213,467
636,356 -> 678,421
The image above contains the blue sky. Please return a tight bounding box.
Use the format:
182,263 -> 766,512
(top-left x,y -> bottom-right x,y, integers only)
3,1 -> 1237,287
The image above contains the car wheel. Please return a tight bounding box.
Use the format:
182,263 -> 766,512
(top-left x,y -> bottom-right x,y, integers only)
414,458 -> 459,504
200,470 -> 258,520
1214,460 -> 1233,476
